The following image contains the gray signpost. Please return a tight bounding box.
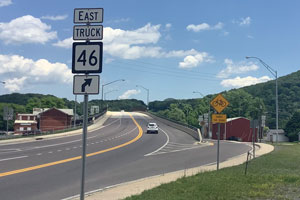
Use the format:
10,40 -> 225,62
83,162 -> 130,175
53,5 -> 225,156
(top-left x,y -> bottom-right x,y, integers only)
72,7 -> 103,200
3,106 -> 13,134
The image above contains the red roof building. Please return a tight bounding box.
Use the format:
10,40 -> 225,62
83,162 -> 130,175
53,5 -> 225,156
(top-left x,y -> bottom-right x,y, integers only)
212,117 -> 257,142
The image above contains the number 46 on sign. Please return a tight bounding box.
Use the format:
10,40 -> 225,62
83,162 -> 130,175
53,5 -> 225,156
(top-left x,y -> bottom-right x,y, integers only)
72,42 -> 103,73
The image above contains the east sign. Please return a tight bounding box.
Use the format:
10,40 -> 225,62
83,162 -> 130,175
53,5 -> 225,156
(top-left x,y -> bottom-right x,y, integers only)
74,8 -> 103,23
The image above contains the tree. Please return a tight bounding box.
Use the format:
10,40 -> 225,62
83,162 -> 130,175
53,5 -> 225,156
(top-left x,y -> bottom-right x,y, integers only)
284,110 -> 300,141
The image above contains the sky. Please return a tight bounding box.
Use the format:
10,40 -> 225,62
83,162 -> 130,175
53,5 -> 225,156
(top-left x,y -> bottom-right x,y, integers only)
0,0 -> 299,104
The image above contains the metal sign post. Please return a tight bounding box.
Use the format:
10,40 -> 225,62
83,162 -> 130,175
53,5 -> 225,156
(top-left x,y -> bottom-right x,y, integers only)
72,7 -> 103,200
210,94 -> 229,171
251,120 -> 258,158
3,107 -> 13,134
217,123 -> 220,170
80,94 -> 88,200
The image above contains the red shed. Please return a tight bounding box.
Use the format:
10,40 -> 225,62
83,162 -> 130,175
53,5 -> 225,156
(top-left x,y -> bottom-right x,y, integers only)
38,108 -> 73,132
212,117 -> 256,142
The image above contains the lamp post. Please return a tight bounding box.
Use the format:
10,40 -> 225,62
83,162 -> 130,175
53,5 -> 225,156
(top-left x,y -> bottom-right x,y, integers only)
104,89 -> 118,100
136,85 -> 149,110
246,56 -> 279,143
102,79 -> 125,101
193,91 -> 211,138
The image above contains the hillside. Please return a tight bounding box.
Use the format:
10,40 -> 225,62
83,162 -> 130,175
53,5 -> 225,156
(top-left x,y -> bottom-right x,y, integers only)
243,70 -> 300,128
0,93 -> 57,106
149,70 -> 300,129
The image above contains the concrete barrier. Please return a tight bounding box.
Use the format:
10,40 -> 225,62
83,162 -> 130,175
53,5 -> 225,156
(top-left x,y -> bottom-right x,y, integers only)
144,112 -> 200,141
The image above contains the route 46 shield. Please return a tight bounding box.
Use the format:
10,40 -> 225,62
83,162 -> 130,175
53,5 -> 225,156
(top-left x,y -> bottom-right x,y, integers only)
72,42 -> 103,73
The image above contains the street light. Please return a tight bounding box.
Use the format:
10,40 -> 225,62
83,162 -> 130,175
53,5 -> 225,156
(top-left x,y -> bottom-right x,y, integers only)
246,56 -> 279,143
136,85 -> 149,109
102,79 -> 125,100
193,91 -> 211,138
104,89 -> 118,100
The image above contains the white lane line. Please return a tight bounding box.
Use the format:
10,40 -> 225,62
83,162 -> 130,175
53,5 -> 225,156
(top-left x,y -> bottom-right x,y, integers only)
144,127 -> 170,157
57,150 -> 62,152
0,155 -> 28,162
48,151 -> 53,154
73,147 -> 77,149
36,153 -> 42,156
0,148 -> 21,152
65,148 -> 70,151
0,117 -> 121,148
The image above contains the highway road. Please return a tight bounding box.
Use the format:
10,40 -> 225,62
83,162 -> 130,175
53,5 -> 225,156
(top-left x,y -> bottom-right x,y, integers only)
0,112 -> 251,200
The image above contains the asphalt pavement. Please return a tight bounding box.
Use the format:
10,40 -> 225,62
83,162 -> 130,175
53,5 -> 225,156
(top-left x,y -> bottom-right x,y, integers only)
0,112 -> 256,200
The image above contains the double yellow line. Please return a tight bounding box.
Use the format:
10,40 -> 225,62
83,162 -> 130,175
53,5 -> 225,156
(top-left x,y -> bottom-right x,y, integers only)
0,113 -> 143,178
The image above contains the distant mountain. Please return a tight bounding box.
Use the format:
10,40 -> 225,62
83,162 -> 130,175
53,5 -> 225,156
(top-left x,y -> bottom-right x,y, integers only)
0,93 -> 56,105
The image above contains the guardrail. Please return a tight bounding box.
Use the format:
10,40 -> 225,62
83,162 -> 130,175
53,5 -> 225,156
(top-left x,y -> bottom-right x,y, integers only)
145,112 -> 200,141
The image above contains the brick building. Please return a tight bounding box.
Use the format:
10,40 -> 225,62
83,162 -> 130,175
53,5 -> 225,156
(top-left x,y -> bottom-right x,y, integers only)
37,108 -> 73,132
14,108 -> 73,134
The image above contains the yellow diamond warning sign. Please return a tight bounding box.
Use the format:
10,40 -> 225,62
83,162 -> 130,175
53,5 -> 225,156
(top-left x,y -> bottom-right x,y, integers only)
210,94 -> 229,113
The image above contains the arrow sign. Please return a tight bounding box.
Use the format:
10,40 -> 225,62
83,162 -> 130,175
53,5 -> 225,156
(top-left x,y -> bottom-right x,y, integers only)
73,75 -> 99,95
81,78 -> 92,92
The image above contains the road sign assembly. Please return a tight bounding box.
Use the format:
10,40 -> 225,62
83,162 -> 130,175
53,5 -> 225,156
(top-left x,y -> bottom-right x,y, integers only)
210,93 -> 229,113
73,75 -> 99,94
73,25 -> 103,40
72,8 -> 104,200
74,8 -> 103,23
209,93 -> 229,171
72,42 -> 103,73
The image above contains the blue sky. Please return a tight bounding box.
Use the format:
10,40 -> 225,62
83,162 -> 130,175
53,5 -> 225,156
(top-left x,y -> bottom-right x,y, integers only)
0,0 -> 299,103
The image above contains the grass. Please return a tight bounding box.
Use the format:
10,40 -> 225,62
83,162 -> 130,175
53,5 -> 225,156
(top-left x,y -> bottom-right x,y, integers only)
125,143 -> 300,200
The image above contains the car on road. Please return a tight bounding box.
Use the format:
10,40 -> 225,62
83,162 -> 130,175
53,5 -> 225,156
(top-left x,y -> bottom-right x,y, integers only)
147,122 -> 159,134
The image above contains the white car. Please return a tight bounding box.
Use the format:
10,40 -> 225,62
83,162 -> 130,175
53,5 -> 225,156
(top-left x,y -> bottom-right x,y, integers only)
147,123 -> 158,134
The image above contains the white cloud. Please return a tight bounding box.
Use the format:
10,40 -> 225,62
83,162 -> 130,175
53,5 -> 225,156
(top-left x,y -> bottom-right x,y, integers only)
53,24 -> 213,67
119,89 -> 141,99
54,23 -> 162,58
179,52 -> 212,68
104,23 -> 161,45
4,77 -> 27,92
53,37 -> 73,49
0,54 -> 72,92
0,0 -> 12,7
217,59 -> 259,78
0,15 -> 57,44
240,17 -> 251,26
233,17 -> 251,26
186,22 -> 224,32
165,23 -> 172,30
41,15 -> 68,21
221,76 -> 271,88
